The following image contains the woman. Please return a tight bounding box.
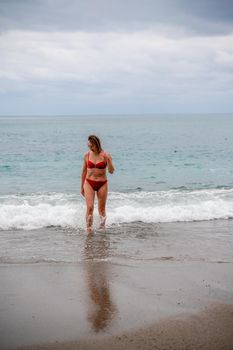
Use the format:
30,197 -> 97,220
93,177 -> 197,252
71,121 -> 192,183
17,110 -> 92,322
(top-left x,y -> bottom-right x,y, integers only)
81,135 -> 115,231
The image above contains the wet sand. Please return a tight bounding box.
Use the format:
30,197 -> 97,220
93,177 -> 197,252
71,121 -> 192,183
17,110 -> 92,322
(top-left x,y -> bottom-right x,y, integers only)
16,303 -> 233,350
1,258 -> 233,350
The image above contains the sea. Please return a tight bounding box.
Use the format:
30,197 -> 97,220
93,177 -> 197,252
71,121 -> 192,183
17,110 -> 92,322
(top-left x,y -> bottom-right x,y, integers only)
0,114 -> 233,264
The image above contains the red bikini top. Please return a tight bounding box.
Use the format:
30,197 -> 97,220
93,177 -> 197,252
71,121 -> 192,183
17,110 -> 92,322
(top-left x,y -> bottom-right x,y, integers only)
87,152 -> 107,169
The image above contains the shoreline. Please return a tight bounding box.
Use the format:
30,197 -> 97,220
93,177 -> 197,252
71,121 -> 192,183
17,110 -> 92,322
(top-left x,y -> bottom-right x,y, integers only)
16,302 -> 233,350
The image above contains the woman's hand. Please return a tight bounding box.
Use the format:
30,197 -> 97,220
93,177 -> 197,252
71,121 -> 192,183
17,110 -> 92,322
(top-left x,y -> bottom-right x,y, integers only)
81,187 -> 85,197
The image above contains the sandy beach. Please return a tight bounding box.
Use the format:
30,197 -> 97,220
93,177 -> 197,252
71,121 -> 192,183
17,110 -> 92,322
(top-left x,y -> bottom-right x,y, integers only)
15,304 -> 233,350
1,258 -> 233,350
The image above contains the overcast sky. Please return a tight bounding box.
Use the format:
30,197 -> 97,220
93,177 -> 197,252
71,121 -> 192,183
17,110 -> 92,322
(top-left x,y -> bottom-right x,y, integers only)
0,0 -> 233,115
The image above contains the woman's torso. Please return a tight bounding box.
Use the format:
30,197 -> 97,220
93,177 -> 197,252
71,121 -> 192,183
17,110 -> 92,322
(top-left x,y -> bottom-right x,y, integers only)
86,151 -> 107,181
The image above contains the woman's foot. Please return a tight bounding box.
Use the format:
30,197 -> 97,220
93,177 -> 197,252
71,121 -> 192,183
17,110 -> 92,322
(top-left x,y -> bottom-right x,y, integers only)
86,226 -> 94,235
86,214 -> 94,234
99,215 -> 106,229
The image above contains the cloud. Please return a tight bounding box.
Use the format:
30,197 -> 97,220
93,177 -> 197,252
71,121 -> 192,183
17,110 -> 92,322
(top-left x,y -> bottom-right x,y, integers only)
1,29 -> 233,94
0,1 -> 233,114
0,0 -> 233,35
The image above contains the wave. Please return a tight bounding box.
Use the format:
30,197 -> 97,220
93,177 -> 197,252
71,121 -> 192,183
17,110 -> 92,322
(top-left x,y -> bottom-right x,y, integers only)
0,189 -> 233,230
0,256 -> 230,264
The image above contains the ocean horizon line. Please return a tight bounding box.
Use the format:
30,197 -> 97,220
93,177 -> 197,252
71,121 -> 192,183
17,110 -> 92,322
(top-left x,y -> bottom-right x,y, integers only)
0,112 -> 233,118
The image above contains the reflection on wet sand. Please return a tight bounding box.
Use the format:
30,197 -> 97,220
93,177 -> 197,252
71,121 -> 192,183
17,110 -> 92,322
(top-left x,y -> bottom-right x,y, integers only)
83,231 -> 117,332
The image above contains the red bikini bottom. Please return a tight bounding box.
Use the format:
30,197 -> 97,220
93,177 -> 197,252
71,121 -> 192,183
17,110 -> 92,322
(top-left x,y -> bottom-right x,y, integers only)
86,178 -> 108,191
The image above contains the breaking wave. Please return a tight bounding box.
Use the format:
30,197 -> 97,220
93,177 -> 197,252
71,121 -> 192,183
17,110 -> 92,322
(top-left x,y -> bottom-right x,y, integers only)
0,188 -> 233,230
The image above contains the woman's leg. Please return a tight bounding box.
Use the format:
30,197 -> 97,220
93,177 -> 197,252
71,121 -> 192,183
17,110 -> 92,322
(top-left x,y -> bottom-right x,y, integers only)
84,180 -> 95,231
97,182 -> 108,228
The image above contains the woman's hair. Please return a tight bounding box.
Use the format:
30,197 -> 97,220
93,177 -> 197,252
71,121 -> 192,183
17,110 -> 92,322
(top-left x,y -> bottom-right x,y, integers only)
88,135 -> 103,154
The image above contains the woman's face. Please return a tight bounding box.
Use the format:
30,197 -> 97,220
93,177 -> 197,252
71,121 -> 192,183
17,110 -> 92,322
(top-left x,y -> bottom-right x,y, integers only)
88,140 -> 97,152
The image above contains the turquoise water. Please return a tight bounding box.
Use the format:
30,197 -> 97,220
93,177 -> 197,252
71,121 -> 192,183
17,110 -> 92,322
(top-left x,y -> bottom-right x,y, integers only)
1,114 -> 233,195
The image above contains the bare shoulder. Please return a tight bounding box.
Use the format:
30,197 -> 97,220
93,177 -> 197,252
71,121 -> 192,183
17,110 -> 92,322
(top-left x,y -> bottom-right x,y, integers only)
83,152 -> 89,161
101,151 -> 110,158
102,150 -> 111,159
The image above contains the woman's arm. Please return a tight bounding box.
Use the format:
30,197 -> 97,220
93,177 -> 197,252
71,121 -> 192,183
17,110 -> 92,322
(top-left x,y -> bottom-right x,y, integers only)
81,154 -> 87,196
105,153 -> 115,174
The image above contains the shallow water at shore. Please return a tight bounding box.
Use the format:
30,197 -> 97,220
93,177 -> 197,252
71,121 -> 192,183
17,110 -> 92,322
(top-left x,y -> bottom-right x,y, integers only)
1,220 -> 233,265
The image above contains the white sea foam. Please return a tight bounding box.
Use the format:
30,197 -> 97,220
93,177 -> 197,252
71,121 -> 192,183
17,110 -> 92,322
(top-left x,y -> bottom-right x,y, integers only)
0,189 -> 233,230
